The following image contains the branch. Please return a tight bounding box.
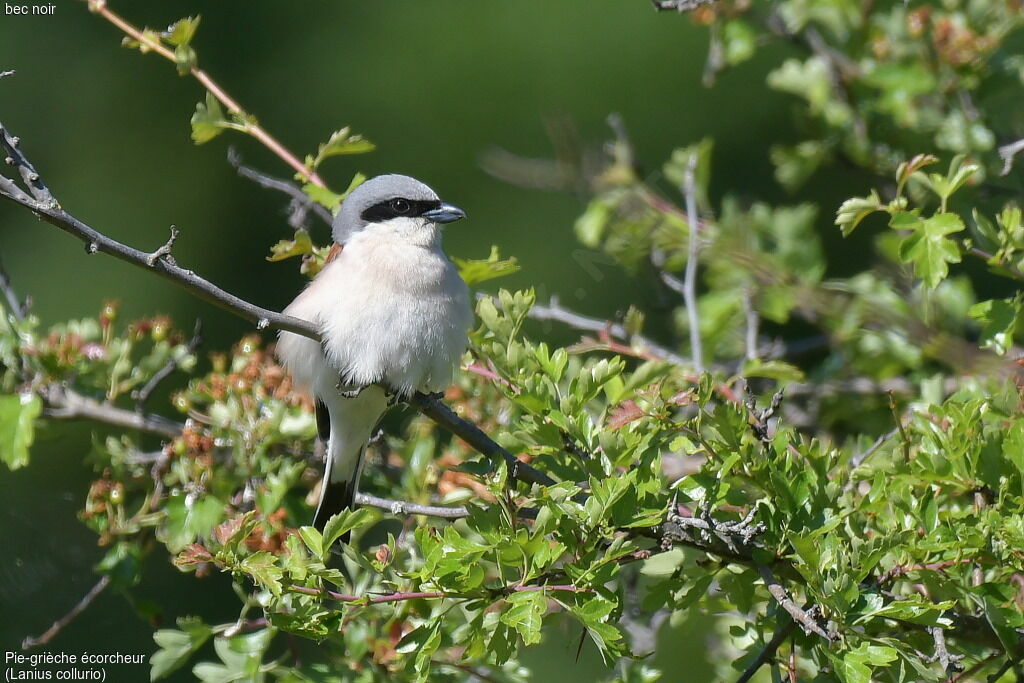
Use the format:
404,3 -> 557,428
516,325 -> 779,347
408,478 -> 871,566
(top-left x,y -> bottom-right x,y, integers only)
0,126 -> 318,339
736,620 -> 798,683
651,0 -> 717,11
999,138 -> 1024,177
82,1 -> 325,188
288,582 -> 592,605
0,256 -> 30,321
756,564 -> 835,641
227,148 -> 334,227
525,294 -> 687,365
41,383 -> 183,439
354,491 -> 538,521
21,575 -> 111,650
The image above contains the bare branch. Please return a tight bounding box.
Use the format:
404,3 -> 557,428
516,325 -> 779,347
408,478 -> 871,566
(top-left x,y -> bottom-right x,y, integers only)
681,153 -> 703,372
1,123 -> 56,208
999,138 -> 1024,177
525,294 -> 687,365
42,384 -> 183,439
742,288 -> 759,361
928,626 -> 965,676
651,0 -> 717,11
0,256 -> 29,321
354,492 -> 469,519
21,575 -> 111,650
736,620 -> 798,683
842,427 -> 898,492
145,225 -> 180,267
0,131 -> 318,339
289,581 -> 593,605
756,564 -> 835,641
227,148 -> 334,227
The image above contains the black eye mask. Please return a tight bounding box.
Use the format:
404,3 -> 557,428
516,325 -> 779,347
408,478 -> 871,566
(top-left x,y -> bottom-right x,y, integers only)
360,198 -> 442,223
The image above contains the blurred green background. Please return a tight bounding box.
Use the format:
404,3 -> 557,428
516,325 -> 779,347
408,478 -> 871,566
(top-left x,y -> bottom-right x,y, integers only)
0,0 -> 846,678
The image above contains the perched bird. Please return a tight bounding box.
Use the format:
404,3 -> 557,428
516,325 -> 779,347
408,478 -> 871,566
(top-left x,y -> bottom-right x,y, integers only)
276,174 -> 472,533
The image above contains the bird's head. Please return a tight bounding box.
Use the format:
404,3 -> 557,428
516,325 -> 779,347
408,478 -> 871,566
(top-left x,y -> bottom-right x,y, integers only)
332,174 -> 466,248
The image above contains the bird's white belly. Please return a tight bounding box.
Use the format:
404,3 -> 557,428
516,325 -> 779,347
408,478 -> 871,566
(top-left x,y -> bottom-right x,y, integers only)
317,243 -> 471,395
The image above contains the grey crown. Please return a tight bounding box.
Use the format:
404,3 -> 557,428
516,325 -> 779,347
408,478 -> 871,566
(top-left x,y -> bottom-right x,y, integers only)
332,174 -> 440,244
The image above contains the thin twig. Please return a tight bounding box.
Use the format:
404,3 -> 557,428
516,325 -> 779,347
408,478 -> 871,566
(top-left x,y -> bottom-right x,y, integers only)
756,564 -> 835,641
525,294 -> 687,365
227,148 -> 334,227
842,427 -> 899,493
651,0 -> 717,11
146,225 -> 179,267
355,492 -> 538,521
0,133 -> 317,338
21,575 -> 111,649
354,493 -> 468,519
42,383 -> 183,439
289,582 -> 591,605
998,138 -> 1024,177
0,256 -> 29,321
681,153 -> 703,372
736,620 -> 798,683
742,287 -> 759,362
930,626 -> 965,676
82,1 -> 325,188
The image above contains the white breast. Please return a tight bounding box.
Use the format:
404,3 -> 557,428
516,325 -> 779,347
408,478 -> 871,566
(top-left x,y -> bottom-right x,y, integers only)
278,226 -> 472,397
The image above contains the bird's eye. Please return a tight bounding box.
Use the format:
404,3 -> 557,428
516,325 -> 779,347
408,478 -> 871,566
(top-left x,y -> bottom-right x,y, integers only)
389,198 -> 411,215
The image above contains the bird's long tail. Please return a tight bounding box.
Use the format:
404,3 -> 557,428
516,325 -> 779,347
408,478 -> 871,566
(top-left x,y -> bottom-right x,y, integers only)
311,387 -> 389,539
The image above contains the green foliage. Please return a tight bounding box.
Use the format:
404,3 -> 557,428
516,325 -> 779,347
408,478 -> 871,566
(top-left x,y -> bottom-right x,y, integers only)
453,246 -> 521,285
0,393 -> 40,469
304,127 -> 376,173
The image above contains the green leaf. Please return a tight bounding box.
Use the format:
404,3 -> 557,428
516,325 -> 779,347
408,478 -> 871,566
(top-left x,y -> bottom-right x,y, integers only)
835,190 -> 883,236
266,229 -> 315,263
240,551 -> 284,596
723,20 -> 757,66
500,590 -> 547,645
297,526 -> 323,561
320,508 -> 374,557
190,92 -> 232,144
305,127 -> 375,172
163,16 -> 200,47
969,296 -> 1021,355
0,393 -> 40,470
771,140 -> 827,192
452,246 -> 521,285
150,617 -> 213,681
897,213 -> 964,287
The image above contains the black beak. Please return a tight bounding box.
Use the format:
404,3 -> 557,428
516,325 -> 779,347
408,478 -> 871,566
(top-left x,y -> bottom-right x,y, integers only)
423,202 -> 466,224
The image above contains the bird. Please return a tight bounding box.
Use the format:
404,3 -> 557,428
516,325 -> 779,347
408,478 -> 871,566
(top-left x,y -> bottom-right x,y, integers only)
275,174 -> 473,535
